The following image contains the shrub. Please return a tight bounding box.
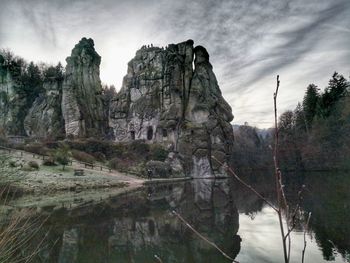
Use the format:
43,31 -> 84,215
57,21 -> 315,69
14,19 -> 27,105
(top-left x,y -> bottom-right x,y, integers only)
23,143 -> 50,156
42,157 -> 56,166
28,161 -> 39,170
66,138 -> 121,159
108,157 -> 132,172
129,140 -> 150,156
92,151 -> 106,162
54,147 -> 71,170
149,145 -> 168,161
71,150 -> 95,164
145,160 -> 172,178
44,140 -> 60,149
9,160 -> 17,167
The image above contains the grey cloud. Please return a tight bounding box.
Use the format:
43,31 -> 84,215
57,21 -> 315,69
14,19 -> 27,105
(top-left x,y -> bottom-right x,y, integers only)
0,0 -> 349,127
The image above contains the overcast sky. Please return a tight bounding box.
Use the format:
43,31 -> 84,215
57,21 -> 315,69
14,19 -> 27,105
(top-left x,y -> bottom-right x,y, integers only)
0,0 -> 349,128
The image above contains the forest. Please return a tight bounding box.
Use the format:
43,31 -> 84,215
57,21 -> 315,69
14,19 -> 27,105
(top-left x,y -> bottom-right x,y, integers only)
231,72 -> 350,171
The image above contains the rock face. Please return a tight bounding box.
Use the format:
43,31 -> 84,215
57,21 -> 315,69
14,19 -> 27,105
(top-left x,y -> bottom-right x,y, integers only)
110,40 -> 234,177
1,39 -> 235,178
24,80 -> 64,138
62,38 -> 106,137
0,57 -> 12,133
0,56 -> 20,135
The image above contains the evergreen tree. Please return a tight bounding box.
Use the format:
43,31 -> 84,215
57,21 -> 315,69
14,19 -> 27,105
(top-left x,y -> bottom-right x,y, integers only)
302,84 -> 319,128
294,103 -> 307,133
318,72 -> 349,117
43,62 -> 64,82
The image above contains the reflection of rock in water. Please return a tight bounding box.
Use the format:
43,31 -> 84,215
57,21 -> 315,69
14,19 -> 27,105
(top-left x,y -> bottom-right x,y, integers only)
106,180 -> 240,263
58,229 -> 79,263
29,180 -> 240,263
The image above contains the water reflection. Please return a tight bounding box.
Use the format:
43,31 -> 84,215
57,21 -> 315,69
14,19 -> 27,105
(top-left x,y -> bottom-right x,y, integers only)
29,179 -> 241,263
3,171 -> 350,263
230,170 -> 350,263
302,172 -> 350,262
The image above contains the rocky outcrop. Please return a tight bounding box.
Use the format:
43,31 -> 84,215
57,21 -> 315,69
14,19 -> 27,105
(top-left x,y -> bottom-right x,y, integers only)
110,40 -> 234,177
58,228 -> 79,263
62,38 -> 107,137
1,39 -> 235,178
0,56 -> 20,135
24,80 -> 64,138
0,56 -> 11,133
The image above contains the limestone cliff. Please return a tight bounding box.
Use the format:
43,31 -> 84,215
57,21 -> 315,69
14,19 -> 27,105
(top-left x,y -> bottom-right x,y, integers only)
110,40 -> 234,177
24,80 -> 64,138
62,38 -> 106,137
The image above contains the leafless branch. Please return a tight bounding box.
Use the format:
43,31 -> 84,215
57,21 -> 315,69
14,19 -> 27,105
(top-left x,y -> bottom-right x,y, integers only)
172,210 -> 239,263
211,157 -> 278,213
301,212 -> 312,263
154,254 -> 163,263
273,75 -> 290,263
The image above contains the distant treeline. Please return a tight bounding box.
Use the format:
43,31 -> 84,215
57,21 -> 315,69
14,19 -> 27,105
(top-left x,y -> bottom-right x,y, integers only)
278,72 -> 349,170
231,72 -> 350,171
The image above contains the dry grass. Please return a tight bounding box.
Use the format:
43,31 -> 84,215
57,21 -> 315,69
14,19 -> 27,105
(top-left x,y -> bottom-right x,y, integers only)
0,207 -> 48,263
0,154 -> 48,263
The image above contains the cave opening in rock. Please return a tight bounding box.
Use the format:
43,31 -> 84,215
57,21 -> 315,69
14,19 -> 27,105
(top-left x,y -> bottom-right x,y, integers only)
147,126 -> 153,140
162,128 -> 168,137
130,131 -> 135,140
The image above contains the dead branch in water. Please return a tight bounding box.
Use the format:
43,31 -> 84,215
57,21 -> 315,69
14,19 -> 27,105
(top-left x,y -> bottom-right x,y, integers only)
273,75 -> 289,263
154,254 -> 163,263
301,212 -> 312,263
212,75 -> 312,263
172,210 -> 239,263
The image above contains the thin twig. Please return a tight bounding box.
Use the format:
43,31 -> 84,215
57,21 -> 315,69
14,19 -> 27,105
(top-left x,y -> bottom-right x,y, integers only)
273,75 -> 289,263
154,254 -> 163,263
301,212 -> 311,263
211,156 -> 278,212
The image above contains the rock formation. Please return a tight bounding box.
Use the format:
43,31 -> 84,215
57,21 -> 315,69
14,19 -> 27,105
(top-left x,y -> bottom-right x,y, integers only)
110,40 -> 234,177
1,38 -> 235,178
0,55 -> 20,135
61,38 -> 106,137
24,80 -> 64,138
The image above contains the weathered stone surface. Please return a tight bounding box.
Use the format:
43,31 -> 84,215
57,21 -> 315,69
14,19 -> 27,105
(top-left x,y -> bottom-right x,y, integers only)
0,57 -> 15,134
58,228 -> 79,263
24,80 -> 64,138
110,40 -> 234,177
62,37 -> 107,137
1,39 -> 235,178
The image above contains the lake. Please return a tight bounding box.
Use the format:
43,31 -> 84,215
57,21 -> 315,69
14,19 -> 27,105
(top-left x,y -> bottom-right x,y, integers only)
2,171 -> 350,263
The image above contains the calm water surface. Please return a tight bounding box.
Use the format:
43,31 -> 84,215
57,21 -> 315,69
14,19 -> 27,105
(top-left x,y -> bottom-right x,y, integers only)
3,171 -> 350,262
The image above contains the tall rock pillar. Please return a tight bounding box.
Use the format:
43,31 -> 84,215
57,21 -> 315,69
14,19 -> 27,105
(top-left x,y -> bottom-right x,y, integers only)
62,38 -> 106,137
